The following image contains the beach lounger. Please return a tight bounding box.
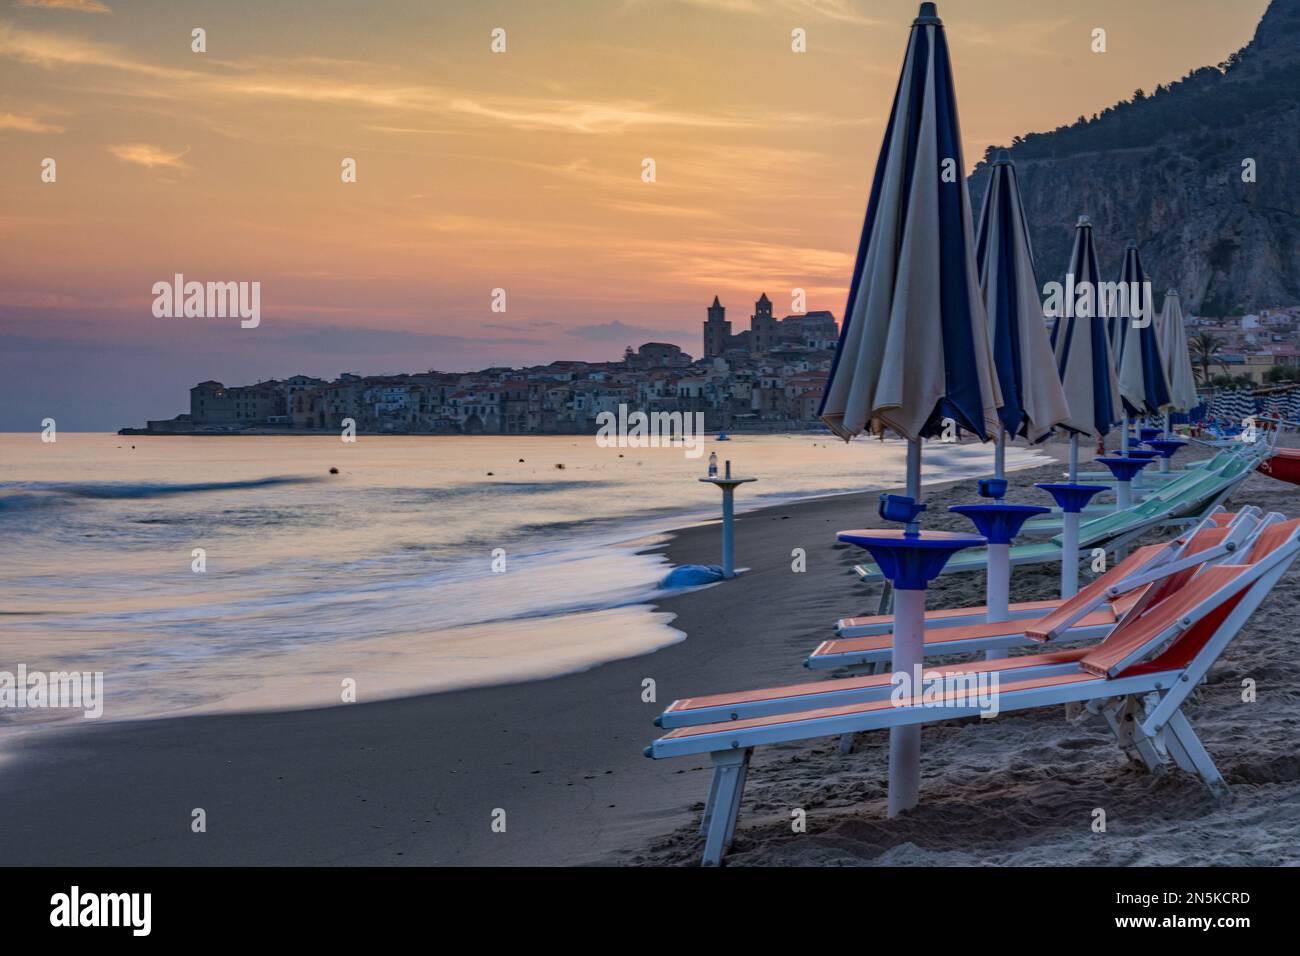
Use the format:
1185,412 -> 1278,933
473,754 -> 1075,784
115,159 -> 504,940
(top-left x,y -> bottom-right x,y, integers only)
812,514 -> 1257,669
834,508 -> 1257,639
1076,442 -> 1259,482
852,506 -> 1170,584
849,459 -> 1254,585
646,518 -> 1300,865
1017,458 -> 1255,537
1077,443 -> 1263,488
671,520 -> 1262,731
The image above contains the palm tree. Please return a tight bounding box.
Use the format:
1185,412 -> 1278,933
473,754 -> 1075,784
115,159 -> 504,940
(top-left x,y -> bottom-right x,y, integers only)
1189,332 -> 1225,385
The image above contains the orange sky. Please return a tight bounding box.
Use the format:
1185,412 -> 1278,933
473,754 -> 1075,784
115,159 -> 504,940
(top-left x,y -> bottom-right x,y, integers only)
0,0 -> 1271,427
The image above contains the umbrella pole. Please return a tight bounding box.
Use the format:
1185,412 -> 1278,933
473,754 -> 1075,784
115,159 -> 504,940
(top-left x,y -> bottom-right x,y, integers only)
985,543 -> 1010,660
905,438 -> 922,533
889,587 -> 924,817
994,427 -> 1006,481
1068,433 -> 1079,484
887,435 -> 924,816
1061,512 -> 1081,598
1121,411 -> 1131,455
1161,411 -> 1172,473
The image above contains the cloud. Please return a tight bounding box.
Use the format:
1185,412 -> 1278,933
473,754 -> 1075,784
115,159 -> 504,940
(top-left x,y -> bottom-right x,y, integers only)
566,320 -> 687,344
0,20 -> 852,137
447,96 -> 754,134
14,0 -> 110,12
0,110 -> 63,132
631,0 -> 878,26
0,19 -> 178,76
108,142 -> 191,170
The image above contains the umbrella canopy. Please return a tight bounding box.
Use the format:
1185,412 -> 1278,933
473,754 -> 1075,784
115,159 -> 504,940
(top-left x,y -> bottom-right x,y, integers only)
1049,215 -> 1120,438
1113,242 -> 1171,417
974,150 -> 1071,444
1157,289 -> 1198,412
819,2 -> 1000,443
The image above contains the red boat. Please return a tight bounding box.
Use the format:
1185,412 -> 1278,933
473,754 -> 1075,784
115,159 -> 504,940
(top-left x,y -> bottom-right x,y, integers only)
1258,448 -> 1300,487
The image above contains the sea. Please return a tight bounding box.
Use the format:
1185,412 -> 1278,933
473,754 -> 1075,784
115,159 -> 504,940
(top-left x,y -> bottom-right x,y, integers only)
0,432 -> 1048,728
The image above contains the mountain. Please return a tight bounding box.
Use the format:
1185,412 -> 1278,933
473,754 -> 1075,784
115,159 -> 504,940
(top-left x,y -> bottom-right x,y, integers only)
969,0 -> 1300,317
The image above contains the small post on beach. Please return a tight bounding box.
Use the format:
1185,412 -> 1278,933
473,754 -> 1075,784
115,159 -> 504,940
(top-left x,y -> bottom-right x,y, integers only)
699,460 -> 756,579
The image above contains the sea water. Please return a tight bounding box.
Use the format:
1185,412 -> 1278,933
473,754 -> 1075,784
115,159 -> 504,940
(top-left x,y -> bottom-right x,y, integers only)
0,432 -> 1047,726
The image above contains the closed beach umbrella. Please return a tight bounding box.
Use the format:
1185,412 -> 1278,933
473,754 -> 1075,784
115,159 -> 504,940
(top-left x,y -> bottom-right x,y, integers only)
819,6 -> 1000,456
1113,242 -> 1171,428
1050,215 -> 1121,472
1157,290 -> 1198,413
818,1 -> 998,819
975,150 -> 1072,478
1047,215 -> 1121,598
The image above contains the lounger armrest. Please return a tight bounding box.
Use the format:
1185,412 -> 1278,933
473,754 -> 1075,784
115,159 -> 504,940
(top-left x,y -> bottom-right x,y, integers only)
1105,541 -> 1235,597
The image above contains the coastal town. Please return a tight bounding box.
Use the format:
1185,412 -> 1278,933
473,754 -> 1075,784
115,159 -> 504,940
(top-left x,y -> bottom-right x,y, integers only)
125,296 -> 1300,436
127,295 -> 841,435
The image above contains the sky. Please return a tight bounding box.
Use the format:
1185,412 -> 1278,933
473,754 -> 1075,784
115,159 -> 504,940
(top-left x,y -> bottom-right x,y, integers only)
0,0 -> 1272,429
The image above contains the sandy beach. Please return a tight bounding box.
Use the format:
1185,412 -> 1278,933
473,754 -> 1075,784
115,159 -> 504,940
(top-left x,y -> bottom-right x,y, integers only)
2,440 -> 1297,866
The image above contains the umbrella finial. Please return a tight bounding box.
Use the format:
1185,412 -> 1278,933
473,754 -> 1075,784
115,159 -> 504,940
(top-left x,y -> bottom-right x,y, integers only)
1127,239 -> 1138,250
1077,214 -> 1091,228
915,3 -> 941,24
994,149 -> 1012,165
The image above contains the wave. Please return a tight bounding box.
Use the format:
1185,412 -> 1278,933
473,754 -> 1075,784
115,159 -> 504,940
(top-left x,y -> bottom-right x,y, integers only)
0,476 -> 321,512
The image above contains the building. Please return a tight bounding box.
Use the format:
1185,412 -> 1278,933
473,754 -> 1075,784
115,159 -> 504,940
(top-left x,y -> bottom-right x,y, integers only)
190,380 -> 286,427
702,296 -> 731,359
624,342 -> 692,369
283,374 -> 326,416
702,295 -> 839,358
750,293 -> 778,353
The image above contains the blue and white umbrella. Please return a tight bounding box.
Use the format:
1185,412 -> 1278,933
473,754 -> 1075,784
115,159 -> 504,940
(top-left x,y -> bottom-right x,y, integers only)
1046,215 -> 1122,597
969,150 -> 1071,639
817,1 -> 998,819
1113,242 -> 1171,429
974,150 -> 1071,478
1050,215 -> 1121,470
1157,289 -> 1198,415
820,3 -> 1000,453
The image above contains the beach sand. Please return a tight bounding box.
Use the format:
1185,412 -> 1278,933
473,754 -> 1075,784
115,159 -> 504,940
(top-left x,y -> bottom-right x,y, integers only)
2,439 -> 1297,866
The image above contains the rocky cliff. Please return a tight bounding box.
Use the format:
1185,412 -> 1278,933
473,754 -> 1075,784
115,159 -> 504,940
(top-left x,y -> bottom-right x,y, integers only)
970,0 -> 1300,316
